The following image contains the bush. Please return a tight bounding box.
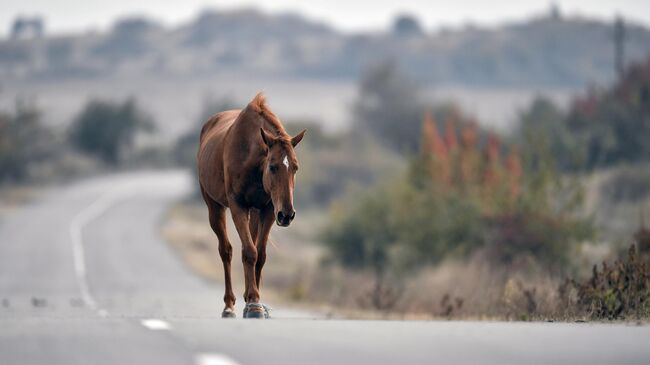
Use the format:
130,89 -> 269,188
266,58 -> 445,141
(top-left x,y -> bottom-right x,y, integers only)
566,243 -> 649,320
322,111 -> 593,282
69,98 -> 154,165
515,97 -> 578,170
486,211 -> 590,268
391,184 -> 485,265
322,186 -> 397,271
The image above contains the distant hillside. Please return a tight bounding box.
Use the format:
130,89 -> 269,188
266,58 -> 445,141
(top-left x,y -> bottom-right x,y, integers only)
1,8 -> 650,88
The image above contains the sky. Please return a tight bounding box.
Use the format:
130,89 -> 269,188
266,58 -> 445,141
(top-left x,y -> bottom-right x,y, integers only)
1,0 -> 649,36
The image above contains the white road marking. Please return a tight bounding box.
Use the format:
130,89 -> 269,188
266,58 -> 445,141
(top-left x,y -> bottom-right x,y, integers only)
140,318 -> 172,331
69,185 -> 134,314
196,353 -> 242,365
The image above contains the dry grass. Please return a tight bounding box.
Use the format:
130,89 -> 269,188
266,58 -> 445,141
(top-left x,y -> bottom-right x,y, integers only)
0,185 -> 42,216
298,252 -> 572,321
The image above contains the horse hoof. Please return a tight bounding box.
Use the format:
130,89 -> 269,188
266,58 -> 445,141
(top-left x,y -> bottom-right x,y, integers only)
222,308 -> 236,318
244,309 -> 265,319
243,302 -> 270,319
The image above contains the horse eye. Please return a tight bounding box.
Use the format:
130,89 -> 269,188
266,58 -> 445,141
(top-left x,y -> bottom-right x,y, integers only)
269,165 -> 278,173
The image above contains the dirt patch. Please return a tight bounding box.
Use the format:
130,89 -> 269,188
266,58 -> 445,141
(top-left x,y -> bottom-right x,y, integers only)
0,185 -> 43,216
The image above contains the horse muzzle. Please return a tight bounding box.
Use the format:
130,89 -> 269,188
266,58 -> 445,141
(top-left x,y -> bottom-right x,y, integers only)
276,210 -> 295,227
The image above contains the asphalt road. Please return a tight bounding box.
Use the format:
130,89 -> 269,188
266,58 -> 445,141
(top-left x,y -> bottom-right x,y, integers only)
0,170 -> 648,365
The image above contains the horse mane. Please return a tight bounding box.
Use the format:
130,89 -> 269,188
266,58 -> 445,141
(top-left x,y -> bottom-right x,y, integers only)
246,92 -> 292,143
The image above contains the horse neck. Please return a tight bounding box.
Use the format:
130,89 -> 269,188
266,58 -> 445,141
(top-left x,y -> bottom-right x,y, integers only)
235,107 -> 289,141
228,109 -> 266,159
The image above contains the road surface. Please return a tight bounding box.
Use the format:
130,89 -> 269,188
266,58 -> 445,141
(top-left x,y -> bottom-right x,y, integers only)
0,170 -> 648,365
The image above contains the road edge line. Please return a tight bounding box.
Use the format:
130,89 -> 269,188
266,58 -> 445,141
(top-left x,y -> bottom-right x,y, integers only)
69,186 -> 131,314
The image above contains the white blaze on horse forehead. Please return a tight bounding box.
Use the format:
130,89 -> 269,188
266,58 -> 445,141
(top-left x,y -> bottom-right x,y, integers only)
283,155 -> 289,169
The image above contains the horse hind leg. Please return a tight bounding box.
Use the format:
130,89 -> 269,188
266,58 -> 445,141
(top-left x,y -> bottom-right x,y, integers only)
204,194 -> 236,318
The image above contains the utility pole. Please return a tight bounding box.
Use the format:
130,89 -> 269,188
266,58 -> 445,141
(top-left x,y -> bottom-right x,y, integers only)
614,15 -> 626,79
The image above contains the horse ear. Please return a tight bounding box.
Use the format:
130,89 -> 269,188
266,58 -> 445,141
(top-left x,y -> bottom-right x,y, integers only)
291,129 -> 307,147
260,128 -> 275,147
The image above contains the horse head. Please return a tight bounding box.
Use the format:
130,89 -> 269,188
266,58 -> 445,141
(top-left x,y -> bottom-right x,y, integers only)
260,128 -> 306,226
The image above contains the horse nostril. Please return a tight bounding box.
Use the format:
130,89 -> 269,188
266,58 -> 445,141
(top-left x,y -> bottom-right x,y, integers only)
277,211 -> 285,222
289,211 -> 296,220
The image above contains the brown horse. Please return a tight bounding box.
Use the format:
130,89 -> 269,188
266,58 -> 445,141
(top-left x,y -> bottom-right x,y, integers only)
197,93 -> 306,318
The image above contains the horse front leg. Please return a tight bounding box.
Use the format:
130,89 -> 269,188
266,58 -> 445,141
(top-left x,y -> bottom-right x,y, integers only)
255,205 -> 275,290
229,204 -> 265,318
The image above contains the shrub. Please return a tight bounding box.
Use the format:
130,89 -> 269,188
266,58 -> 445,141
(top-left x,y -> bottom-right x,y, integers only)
322,186 -> 398,271
322,110 -> 593,281
567,244 -> 649,320
392,185 -> 485,265
485,211 -> 590,268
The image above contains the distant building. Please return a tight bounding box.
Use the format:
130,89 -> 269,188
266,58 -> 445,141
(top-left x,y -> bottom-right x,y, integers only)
10,17 -> 45,40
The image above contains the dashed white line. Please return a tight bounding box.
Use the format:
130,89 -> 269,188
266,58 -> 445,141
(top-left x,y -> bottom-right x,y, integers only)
195,353 -> 243,365
140,318 -> 172,331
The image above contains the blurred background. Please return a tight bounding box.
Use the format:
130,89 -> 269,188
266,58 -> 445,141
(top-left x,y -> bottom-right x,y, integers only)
1,0 -> 650,321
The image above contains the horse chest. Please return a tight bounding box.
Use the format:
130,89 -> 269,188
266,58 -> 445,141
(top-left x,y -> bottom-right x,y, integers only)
231,169 -> 270,208
243,183 -> 270,208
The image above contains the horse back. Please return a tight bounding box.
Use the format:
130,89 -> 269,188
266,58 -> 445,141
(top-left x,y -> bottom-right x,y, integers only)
199,110 -> 241,147
197,109 -> 241,205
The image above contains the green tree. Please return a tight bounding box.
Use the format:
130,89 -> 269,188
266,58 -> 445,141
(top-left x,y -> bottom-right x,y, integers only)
515,97 -> 578,169
565,57 -> 650,169
69,98 -> 154,165
0,100 -> 56,183
353,62 -> 424,154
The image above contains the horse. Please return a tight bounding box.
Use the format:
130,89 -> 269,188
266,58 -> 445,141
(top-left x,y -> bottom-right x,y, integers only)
197,93 -> 306,318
